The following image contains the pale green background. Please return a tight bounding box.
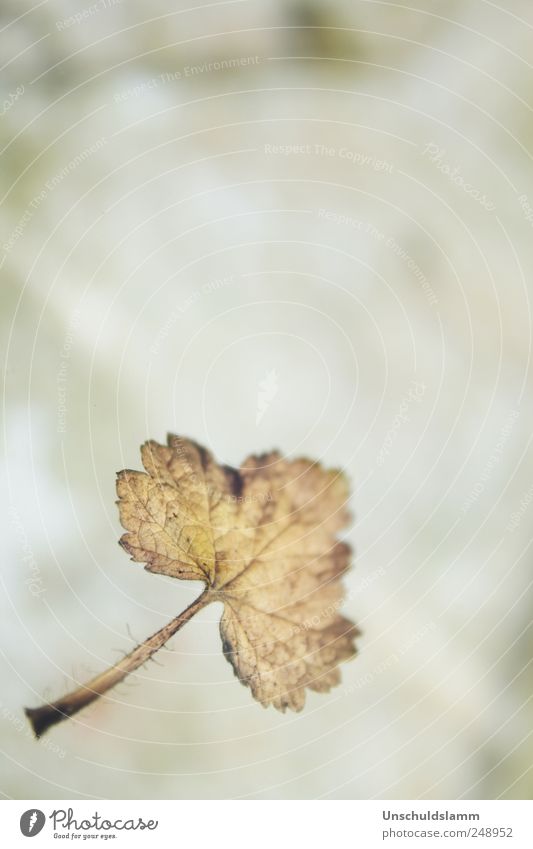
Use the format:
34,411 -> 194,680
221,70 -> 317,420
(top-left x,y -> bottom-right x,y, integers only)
1,0 -> 532,799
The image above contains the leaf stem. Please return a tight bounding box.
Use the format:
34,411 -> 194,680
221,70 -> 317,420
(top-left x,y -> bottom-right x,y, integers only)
25,587 -> 211,738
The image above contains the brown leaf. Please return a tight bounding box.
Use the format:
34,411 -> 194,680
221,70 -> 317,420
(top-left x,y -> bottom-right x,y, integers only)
116,434 -> 360,712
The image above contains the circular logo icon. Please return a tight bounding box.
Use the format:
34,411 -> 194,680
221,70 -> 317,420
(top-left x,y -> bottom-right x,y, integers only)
20,809 -> 46,837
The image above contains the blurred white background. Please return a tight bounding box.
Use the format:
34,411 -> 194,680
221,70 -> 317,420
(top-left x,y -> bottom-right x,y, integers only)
1,0 -> 532,799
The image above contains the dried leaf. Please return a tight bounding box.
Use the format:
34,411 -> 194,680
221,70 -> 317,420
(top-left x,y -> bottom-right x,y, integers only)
117,434 -> 359,712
